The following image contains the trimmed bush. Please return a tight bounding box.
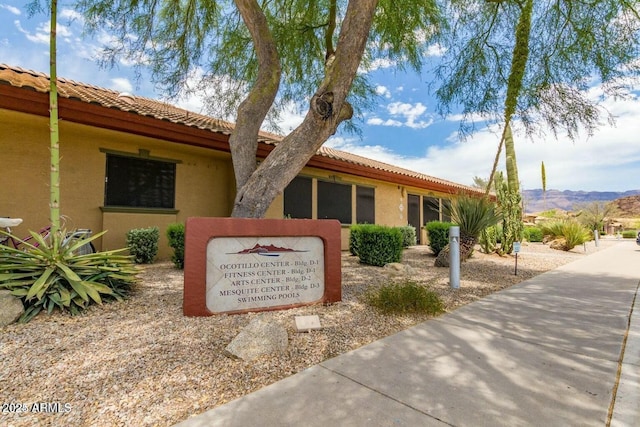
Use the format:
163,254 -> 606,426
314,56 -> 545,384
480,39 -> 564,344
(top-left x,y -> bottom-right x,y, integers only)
524,226 -> 543,242
425,221 -> 454,256
356,225 -> 403,266
166,223 -> 185,269
126,227 -> 159,264
349,224 -> 365,256
365,280 -> 444,315
398,225 -> 417,247
622,230 -> 637,239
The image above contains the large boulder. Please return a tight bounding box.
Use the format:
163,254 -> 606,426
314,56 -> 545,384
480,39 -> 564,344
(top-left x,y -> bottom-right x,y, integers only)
0,290 -> 24,327
225,316 -> 288,361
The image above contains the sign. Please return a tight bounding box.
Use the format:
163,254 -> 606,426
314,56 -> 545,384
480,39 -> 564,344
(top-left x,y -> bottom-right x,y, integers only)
183,218 -> 341,316
206,236 -> 325,313
513,241 -> 521,253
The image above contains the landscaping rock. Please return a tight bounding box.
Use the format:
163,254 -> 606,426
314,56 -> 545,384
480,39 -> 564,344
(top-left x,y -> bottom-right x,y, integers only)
0,290 -> 24,327
224,316 -> 288,361
550,238 -> 569,251
383,262 -> 416,276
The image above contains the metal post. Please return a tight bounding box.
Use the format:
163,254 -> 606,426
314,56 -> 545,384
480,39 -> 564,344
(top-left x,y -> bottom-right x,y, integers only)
449,226 -> 460,289
594,230 -> 599,248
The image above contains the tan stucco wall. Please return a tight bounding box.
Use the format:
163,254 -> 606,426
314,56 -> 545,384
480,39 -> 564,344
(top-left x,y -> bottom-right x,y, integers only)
1,108 -> 454,257
1,109 -> 233,260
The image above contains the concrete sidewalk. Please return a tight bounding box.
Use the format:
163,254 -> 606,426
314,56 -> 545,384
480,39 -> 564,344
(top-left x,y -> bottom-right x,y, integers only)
176,241 -> 640,427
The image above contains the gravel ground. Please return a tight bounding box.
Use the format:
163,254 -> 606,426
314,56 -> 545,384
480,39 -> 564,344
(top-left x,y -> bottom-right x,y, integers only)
0,239 -> 618,427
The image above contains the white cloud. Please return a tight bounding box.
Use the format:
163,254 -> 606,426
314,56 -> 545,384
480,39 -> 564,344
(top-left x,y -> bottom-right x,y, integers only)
375,85 -> 391,98
367,117 -> 402,127
361,57 -> 396,73
331,90 -> 640,192
15,19 -> 73,45
59,9 -> 84,22
0,4 -> 20,15
110,77 -> 133,93
426,43 -> 446,57
386,102 -> 433,129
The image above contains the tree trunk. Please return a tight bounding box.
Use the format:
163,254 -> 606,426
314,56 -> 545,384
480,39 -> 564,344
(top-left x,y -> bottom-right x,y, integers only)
434,233 -> 476,268
229,0 -> 281,193
231,0 -> 379,218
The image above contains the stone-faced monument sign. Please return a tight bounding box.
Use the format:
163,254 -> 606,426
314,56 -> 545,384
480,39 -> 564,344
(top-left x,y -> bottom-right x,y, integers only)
183,218 -> 341,316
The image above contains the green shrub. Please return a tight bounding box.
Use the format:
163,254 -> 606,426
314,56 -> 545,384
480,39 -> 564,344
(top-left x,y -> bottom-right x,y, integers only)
622,230 -> 637,239
0,230 -> 137,322
524,226 -> 543,242
126,227 -> 159,264
425,221 -> 454,255
540,220 -> 590,251
365,281 -> 444,315
166,223 -> 185,269
398,225 -> 417,247
349,224 -> 365,256
356,225 -> 403,266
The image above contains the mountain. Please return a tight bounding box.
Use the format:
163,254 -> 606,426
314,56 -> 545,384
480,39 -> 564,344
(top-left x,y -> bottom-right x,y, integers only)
523,189 -> 640,213
610,195 -> 640,218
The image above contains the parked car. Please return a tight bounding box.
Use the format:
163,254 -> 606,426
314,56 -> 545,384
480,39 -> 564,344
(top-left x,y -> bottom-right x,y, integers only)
637,231 -> 640,246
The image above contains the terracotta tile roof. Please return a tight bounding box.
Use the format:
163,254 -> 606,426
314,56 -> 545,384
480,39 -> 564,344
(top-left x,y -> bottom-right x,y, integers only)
0,64 -> 281,143
0,63 -> 481,194
316,146 -> 480,193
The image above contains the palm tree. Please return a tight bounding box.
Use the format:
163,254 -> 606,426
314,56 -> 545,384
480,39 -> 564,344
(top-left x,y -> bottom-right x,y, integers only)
435,195 -> 501,267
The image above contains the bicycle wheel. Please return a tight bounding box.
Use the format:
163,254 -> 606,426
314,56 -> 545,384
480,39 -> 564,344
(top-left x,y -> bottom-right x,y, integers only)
64,229 -> 96,255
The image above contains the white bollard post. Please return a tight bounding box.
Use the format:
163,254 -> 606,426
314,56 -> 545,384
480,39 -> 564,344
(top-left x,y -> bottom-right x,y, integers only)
449,226 -> 460,289
594,229 -> 599,248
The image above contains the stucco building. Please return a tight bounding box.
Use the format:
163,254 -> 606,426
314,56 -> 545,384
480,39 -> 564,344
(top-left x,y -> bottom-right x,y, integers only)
0,64 -> 482,258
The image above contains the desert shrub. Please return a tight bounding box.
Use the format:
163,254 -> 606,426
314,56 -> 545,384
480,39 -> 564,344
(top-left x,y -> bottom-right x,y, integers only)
126,227 -> 159,264
356,225 -> 403,266
621,230 -> 637,239
524,226 -> 544,242
349,224 -> 365,256
398,225 -> 417,247
540,220 -> 590,251
425,221 -> 454,255
0,230 -> 137,322
166,223 -> 185,269
365,281 -> 444,315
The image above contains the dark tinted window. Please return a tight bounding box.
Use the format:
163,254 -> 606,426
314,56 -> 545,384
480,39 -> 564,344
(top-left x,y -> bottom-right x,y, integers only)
284,176 -> 312,219
356,186 -> 375,224
442,199 -> 452,223
423,197 -> 440,223
105,154 -> 176,208
318,181 -> 352,224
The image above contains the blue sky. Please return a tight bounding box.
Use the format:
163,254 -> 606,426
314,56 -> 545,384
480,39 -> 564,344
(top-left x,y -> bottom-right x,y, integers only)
2,1 -> 639,192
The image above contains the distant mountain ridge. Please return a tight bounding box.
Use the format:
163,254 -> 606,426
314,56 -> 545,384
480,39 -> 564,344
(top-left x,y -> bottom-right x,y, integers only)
523,189 -> 640,213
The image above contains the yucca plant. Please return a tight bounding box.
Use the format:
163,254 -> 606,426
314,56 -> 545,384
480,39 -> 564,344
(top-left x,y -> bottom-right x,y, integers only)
0,229 -> 138,322
435,195 -> 501,267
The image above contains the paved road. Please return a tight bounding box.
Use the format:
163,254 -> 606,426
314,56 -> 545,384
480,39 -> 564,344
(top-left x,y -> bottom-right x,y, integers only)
176,241 -> 640,427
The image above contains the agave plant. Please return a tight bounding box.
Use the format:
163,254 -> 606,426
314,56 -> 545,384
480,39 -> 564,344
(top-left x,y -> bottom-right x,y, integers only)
435,195 -> 501,267
0,229 -> 138,322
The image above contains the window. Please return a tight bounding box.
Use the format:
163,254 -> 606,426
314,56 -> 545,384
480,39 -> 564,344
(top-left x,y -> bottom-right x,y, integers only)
441,199 -> 452,223
104,153 -> 177,209
284,176 -> 312,219
423,197 -> 440,223
317,180 -> 352,224
356,186 -> 375,224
